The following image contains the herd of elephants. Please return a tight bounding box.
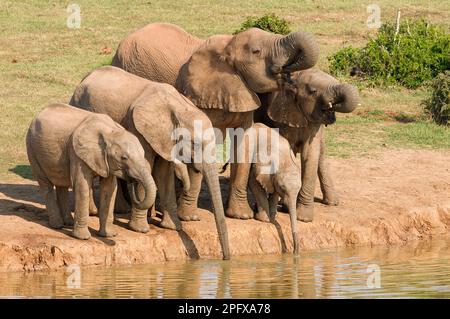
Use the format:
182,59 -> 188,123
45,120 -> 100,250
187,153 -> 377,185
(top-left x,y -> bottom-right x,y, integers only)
26,23 -> 361,260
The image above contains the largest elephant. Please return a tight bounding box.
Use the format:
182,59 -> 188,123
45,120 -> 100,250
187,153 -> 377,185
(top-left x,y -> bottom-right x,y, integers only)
112,23 -> 319,219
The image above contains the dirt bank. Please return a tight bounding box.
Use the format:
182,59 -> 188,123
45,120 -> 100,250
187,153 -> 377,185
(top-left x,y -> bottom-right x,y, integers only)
1,149 -> 449,272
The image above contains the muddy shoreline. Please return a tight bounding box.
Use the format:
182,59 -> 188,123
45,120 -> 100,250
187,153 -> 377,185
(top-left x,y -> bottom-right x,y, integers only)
1,149 -> 449,272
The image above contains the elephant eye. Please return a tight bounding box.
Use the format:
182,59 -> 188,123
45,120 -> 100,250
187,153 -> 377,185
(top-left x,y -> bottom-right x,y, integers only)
121,155 -> 129,161
307,84 -> 317,95
252,48 -> 261,55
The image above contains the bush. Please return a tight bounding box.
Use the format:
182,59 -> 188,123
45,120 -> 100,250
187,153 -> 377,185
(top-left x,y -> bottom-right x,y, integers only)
328,47 -> 360,77
423,71 -> 450,125
328,20 -> 450,89
233,13 -> 291,35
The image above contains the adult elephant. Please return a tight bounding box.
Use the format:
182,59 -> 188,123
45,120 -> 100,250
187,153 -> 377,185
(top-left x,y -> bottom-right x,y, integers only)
112,23 -> 319,220
255,68 -> 361,222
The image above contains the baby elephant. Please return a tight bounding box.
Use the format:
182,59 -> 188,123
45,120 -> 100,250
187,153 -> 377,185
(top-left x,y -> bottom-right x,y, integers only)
246,123 -> 301,254
26,103 -> 156,240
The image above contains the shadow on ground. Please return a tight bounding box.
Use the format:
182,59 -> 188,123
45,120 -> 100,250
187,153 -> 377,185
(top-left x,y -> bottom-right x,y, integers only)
0,182 -> 203,251
8,165 -> 34,180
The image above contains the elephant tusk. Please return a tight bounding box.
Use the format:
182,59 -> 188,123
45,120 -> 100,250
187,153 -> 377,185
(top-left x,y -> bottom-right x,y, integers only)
328,102 -> 333,110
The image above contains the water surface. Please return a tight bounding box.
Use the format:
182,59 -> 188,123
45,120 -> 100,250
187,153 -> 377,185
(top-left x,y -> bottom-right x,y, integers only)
1,237 -> 450,298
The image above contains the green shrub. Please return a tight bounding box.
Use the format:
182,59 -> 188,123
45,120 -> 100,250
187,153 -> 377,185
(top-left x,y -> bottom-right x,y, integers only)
328,47 -> 360,77
423,71 -> 450,125
328,20 -> 450,89
233,13 -> 291,35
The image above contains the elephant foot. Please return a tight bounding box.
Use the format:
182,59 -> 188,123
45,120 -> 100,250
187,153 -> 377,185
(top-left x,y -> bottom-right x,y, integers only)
73,226 -> 91,240
159,212 -> 182,231
49,214 -> 64,229
177,205 -> 200,221
99,227 -> 118,237
297,204 -> 314,223
322,194 -> 339,206
128,218 -> 150,233
226,197 -> 254,219
255,211 -> 271,223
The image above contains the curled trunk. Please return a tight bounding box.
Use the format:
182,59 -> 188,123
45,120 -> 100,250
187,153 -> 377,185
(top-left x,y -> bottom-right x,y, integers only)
129,170 -> 157,211
281,31 -> 320,72
203,163 -> 230,260
325,83 -> 361,113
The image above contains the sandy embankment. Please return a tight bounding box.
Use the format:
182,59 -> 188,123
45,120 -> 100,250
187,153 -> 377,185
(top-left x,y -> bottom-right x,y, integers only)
0,149 -> 449,272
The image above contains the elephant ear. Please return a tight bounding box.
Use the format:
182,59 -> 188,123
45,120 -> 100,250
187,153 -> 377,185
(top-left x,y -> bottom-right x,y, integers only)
72,115 -> 112,178
267,86 -> 308,128
255,172 -> 275,194
176,35 -> 260,113
131,87 -> 184,162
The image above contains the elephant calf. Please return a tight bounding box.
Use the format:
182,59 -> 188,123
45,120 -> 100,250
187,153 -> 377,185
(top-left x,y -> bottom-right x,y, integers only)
245,123 -> 301,254
26,103 -> 156,240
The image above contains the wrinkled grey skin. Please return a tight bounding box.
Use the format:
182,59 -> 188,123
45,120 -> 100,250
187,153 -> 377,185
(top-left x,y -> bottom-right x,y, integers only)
255,69 -> 361,222
244,123 -> 301,254
112,23 -> 320,222
26,103 -> 156,240
70,66 -> 230,259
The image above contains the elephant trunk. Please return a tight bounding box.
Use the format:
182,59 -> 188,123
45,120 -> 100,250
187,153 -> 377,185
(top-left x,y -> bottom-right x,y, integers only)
129,168 -> 156,211
202,163 -> 230,260
287,195 -> 299,255
325,83 -> 361,113
280,31 -> 320,72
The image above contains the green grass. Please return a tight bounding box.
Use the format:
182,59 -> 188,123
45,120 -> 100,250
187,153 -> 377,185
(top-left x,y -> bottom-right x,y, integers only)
0,0 -> 449,181
326,114 -> 450,158
384,122 -> 450,149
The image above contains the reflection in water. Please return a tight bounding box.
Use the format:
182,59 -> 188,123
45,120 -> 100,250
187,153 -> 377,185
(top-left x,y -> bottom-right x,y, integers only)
1,237 -> 450,298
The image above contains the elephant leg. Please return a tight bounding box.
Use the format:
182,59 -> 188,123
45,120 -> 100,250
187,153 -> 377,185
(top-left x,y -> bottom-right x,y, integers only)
98,175 -> 118,237
318,135 -> 339,206
153,159 -> 181,231
72,163 -> 93,240
128,182 -> 150,233
56,186 -> 74,226
114,180 -> 131,214
297,133 -> 321,223
269,193 -> 279,220
227,162 -> 254,219
248,172 -> 269,223
226,116 -> 254,219
40,180 -> 64,229
177,166 -> 202,221
89,183 -> 98,216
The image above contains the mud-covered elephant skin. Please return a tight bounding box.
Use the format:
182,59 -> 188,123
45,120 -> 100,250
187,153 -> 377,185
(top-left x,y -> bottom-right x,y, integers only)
70,66 -> 230,259
255,69 -> 361,222
26,103 -> 156,240
111,22 -> 319,221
